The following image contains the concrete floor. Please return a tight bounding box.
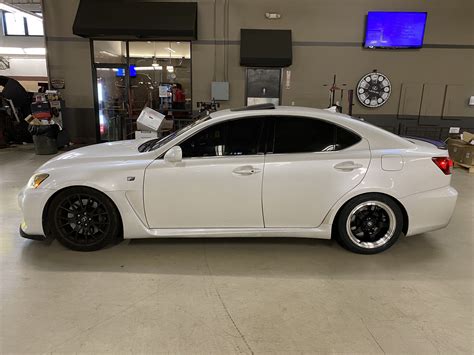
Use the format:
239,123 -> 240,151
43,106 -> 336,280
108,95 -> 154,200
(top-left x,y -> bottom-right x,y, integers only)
0,145 -> 472,354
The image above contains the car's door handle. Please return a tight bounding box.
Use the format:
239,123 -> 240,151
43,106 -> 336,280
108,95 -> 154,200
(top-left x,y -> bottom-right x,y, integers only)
232,165 -> 261,175
334,161 -> 364,171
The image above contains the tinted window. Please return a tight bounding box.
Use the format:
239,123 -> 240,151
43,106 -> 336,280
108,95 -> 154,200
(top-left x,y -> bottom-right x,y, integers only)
335,126 -> 361,150
180,118 -> 263,158
272,117 -> 361,153
273,117 -> 336,153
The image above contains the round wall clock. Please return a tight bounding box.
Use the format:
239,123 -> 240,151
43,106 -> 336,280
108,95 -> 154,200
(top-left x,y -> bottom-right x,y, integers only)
356,71 -> 391,108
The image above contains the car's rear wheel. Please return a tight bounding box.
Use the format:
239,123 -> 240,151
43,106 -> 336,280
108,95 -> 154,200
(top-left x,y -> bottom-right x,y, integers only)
47,187 -> 120,251
335,194 -> 403,254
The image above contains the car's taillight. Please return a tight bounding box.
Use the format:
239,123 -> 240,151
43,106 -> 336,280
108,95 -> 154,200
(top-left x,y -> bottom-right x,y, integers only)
432,157 -> 453,175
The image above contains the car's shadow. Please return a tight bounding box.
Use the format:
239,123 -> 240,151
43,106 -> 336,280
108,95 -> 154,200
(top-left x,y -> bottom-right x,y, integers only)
20,234 -> 445,281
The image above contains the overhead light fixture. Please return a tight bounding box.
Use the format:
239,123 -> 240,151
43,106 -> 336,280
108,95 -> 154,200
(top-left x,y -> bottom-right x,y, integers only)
135,66 -> 162,71
24,48 -> 46,55
0,47 -> 46,55
0,47 -> 24,55
99,50 -> 119,57
166,47 -> 176,53
166,66 -> 174,73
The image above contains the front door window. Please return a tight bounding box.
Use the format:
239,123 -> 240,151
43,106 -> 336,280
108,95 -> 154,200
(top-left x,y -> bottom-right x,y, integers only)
180,118 -> 264,158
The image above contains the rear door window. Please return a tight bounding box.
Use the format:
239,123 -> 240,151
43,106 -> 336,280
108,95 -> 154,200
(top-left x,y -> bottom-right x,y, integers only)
273,117 -> 336,153
335,126 -> 361,150
271,116 -> 361,153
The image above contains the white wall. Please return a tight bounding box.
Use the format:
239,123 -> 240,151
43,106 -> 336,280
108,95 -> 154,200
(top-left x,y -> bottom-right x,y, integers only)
0,5 -> 47,78
1,57 -> 47,76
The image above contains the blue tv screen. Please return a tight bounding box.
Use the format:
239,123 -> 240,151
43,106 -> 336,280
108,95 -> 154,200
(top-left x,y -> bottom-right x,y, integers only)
364,12 -> 427,48
115,65 -> 136,77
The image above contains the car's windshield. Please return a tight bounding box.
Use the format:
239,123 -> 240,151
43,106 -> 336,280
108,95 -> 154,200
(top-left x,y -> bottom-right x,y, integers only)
138,115 -> 212,152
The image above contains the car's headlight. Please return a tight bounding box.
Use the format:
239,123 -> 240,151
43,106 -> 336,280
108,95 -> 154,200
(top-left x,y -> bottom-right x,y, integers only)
28,173 -> 49,189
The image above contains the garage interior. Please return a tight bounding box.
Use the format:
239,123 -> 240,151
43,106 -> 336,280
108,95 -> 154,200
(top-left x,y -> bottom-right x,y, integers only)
1,0 -> 473,353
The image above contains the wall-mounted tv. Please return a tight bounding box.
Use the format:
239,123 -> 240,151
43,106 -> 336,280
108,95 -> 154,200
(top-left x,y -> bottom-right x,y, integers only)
116,65 -> 136,77
364,12 -> 427,48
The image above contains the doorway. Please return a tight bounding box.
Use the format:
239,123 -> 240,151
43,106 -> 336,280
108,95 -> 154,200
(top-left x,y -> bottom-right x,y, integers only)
91,40 -> 192,142
245,68 -> 281,106
94,65 -> 129,141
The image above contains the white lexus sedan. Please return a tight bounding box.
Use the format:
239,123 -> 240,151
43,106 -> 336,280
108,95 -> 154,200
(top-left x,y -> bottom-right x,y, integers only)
18,104 -> 457,254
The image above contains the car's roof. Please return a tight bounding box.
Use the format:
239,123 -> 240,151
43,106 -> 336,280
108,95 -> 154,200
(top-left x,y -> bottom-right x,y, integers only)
209,105 -> 414,150
210,105 -> 332,118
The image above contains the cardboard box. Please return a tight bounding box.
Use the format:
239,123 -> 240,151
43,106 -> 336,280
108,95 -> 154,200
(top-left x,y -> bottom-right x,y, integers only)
135,130 -> 158,139
461,131 -> 474,145
447,138 -> 474,166
447,139 -> 465,162
160,118 -> 174,131
136,107 -> 165,131
459,146 -> 474,166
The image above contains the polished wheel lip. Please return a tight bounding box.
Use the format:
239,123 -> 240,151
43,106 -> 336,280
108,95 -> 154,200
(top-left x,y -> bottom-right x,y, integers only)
54,193 -> 110,247
345,201 -> 396,249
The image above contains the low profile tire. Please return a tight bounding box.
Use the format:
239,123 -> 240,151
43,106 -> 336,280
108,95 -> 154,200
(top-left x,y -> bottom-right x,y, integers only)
335,194 -> 403,254
47,187 -> 120,251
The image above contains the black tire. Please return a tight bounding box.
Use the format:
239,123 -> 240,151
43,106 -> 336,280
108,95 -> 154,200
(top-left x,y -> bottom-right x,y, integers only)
47,187 -> 121,251
335,194 -> 403,254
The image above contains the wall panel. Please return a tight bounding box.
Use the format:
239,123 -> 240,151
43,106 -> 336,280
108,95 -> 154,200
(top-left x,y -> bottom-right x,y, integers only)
398,83 -> 423,118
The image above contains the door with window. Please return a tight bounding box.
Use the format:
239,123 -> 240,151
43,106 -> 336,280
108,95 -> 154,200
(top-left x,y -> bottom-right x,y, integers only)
144,117 -> 265,228
95,66 -> 128,141
263,116 -> 370,228
92,40 -> 192,141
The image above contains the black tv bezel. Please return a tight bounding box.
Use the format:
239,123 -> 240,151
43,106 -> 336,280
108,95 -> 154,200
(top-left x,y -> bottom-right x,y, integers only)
363,11 -> 428,49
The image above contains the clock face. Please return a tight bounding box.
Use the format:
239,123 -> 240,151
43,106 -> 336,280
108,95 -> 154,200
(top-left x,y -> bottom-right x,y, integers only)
356,72 -> 391,108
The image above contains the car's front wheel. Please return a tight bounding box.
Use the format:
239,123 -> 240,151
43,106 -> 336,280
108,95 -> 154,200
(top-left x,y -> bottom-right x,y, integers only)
47,187 -> 120,251
336,194 -> 403,254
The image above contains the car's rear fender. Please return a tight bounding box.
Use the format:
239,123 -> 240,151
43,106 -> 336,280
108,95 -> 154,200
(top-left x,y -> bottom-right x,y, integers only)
323,145 -> 454,233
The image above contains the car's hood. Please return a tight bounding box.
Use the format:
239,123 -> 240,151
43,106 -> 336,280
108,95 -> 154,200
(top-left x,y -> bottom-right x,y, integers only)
36,139 -> 151,172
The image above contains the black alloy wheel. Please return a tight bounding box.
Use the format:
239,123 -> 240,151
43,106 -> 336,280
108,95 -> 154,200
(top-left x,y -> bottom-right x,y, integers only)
48,187 -> 120,251
335,194 -> 403,254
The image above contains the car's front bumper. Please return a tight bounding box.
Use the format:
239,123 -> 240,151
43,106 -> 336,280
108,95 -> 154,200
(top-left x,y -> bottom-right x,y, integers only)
401,185 -> 458,236
18,186 -> 56,237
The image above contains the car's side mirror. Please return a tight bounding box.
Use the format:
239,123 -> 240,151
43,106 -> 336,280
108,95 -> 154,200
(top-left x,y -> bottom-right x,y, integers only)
164,146 -> 182,163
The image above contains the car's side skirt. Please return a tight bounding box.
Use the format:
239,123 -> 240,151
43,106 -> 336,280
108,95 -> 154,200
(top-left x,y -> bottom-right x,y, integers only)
124,225 -> 333,240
